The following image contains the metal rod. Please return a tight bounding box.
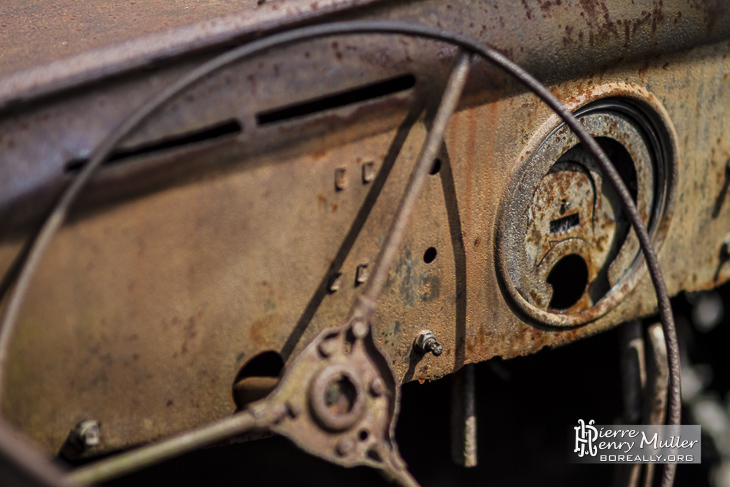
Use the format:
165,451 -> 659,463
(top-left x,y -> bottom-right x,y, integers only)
643,323 -> 670,487
354,52 -> 471,323
388,464 -> 422,487
66,407 -> 278,485
614,321 -> 645,487
620,320 -> 646,425
450,364 -> 477,467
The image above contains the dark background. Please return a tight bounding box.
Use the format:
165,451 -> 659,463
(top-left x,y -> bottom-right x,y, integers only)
102,285 -> 730,487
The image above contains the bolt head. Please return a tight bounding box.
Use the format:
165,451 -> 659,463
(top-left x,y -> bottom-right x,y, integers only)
414,330 -> 443,356
414,330 -> 435,353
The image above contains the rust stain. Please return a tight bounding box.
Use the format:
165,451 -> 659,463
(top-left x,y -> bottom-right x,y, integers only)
317,194 -> 328,209
247,314 -> 282,349
688,0 -> 726,35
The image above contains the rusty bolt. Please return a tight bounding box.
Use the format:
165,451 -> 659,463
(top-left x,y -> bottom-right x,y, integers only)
414,330 -> 443,356
355,263 -> 369,285
328,273 -> 342,293
335,437 -> 356,456
362,161 -> 375,184
369,378 -> 385,397
335,168 -> 347,191
71,420 -> 101,449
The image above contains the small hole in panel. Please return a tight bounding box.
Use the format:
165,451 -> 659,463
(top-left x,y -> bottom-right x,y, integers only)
367,448 -> 383,462
232,351 -> 284,409
546,254 -> 589,310
358,429 -> 369,441
423,247 -> 437,264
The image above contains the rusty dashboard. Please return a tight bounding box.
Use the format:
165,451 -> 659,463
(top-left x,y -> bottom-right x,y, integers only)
0,1 -> 729,486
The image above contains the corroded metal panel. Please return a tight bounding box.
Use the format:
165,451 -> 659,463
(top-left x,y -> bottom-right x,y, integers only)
0,0 -> 728,462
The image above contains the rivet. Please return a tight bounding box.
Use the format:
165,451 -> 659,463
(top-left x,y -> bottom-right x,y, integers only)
351,319 -> 369,339
335,437 -> 356,456
318,338 -> 338,358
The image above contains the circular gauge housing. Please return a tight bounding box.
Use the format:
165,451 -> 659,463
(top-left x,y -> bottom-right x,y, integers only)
496,96 -> 676,327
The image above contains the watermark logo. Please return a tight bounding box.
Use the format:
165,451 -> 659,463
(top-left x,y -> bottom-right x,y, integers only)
570,420 -> 701,464
574,419 -> 598,458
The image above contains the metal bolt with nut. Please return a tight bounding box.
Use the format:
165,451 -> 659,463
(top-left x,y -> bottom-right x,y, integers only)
414,330 -> 443,356
60,419 -> 101,459
73,420 -> 101,449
